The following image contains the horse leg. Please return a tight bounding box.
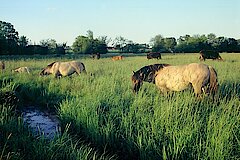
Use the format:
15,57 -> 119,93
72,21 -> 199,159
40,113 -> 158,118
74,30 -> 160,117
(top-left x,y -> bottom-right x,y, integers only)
54,71 -> 61,78
192,83 -> 203,98
157,85 -> 169,94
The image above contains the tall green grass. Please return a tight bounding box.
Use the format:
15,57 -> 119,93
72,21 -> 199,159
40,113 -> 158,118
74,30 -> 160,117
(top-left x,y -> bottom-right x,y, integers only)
0,53 -> 239,159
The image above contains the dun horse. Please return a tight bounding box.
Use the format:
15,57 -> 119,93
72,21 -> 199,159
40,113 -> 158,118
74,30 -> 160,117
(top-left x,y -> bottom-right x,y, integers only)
132,63 -> 218,97
40,61 -> 86,78
12,67 -> 30,74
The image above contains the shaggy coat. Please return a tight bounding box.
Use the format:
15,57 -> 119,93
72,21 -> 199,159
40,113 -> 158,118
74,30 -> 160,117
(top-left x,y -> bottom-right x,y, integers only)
132,63 -> 218,97
40,61 -> 86,78
13,67 -> 30,73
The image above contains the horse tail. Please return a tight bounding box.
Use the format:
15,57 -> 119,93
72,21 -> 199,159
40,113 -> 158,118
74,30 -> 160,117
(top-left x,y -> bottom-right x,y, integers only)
208,66 -> 218,94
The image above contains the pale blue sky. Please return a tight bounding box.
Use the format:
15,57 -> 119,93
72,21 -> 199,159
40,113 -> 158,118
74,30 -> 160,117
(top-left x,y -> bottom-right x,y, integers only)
1,0 -> 239,45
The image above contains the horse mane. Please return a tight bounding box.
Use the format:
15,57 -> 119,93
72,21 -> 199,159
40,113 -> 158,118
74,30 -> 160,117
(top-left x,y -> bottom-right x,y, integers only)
47,62 -> 56,67
133,64 -> 170,83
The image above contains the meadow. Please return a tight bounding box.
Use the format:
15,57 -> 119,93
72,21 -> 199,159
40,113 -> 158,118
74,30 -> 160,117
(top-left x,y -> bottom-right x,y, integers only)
0,53 -> 240,160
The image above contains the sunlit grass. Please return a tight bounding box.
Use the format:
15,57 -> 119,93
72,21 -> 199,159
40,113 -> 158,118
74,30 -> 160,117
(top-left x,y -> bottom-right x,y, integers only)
0,53 -> 239,159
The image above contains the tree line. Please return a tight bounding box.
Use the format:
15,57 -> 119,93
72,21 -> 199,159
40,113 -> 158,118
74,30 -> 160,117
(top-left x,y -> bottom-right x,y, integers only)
1,20 -> 240,55
151,34 -> 240,53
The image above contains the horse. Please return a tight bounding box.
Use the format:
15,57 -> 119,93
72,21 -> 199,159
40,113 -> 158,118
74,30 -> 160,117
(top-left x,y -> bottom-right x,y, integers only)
0,61 -> 5,71
147,52 -> 161,60
90,53 -> 100,59
12,67 -> 30,74
132,63 -> 218,97
112,56 -> 123,61
199,50 -> 223,61
40,60 -> 86,78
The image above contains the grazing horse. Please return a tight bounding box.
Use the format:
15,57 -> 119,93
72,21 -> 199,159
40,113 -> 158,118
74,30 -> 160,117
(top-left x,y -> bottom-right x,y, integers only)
40,61 -> 86,78
147,52 -> 161,60
112,56 -> 123,61
199,50 -> 223,61
12,67 -> 30,74
0,61 -> 5,71
90,53 -> 100,59
132,63 -> 218,97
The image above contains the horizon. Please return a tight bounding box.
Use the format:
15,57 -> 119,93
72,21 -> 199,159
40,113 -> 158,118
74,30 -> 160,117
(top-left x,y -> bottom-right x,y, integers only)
1,0 -> 239,45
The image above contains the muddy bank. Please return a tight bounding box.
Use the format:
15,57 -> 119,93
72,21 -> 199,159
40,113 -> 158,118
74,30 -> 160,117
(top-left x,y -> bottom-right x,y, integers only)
22,106 -> 61,140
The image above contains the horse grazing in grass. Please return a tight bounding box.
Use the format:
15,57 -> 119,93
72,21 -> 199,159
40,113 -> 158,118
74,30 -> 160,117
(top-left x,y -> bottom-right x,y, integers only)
90,53 -> 100,59
12,67 -> 30,74
132,63 -> 218,97
199,50 -> 223,61
40,61 -> 86,78
112,56 -> 123,61
0,61 -> 5,71
147,52 -> 161,60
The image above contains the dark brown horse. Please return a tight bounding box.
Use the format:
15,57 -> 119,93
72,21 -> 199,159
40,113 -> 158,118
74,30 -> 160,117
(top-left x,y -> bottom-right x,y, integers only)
199,50 -> 223,61
91,53 -> 100,59
147,52 -> 161,60
0,61 -> 5,71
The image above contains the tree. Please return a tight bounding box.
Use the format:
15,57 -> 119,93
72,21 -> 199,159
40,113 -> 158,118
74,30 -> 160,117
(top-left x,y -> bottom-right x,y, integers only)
97,36 -> 111,46
112,36 -> 127,52
164,37 -> 177,53
0,21 -> 19,54
0,21 -> 19,42
55,42 -> 67,54
92,39 -> 107,54
39,39 -> 59,54
86,30 -> 93,40
39,39 -> 57,49
226,38 -> 239,52
18,36 -> 29,47
150,34 -> 166,52
72,36 -> 91,54
72,31 -> 108,54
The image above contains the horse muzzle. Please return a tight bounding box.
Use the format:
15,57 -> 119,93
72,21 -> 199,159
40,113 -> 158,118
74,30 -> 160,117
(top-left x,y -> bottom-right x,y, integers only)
132,81 -> 142,94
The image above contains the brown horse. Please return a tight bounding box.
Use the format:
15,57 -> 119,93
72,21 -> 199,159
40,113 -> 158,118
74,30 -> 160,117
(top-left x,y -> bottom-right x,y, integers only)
0,61 -> 5,71
132,63 -> 218,97
147,52 -> 161,59
40,61 -> 86,78
112,56 -> 123,61
90,53 -> 100,59
199,50 -> 223,61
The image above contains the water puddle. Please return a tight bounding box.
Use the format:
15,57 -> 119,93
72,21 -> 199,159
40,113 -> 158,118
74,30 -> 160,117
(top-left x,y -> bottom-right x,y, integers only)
22,107 -> 61,140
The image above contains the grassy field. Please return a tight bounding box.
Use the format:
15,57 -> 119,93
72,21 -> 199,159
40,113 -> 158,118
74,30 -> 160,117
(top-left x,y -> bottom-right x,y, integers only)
0,53 -> 240,160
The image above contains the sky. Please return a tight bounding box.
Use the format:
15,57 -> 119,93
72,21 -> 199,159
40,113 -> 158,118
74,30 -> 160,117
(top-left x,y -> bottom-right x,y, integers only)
1,0 -> 239,45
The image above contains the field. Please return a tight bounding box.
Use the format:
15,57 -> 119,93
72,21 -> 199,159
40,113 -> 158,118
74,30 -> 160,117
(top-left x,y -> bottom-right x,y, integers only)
0,53 -> 240,160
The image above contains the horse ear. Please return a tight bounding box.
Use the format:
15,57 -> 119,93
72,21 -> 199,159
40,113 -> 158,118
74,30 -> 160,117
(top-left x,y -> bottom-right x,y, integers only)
47,62 -> 56,67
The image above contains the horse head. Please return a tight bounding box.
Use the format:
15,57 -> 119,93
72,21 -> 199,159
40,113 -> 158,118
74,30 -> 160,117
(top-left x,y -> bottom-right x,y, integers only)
131,71 -> 144,93
131,64 -> 170,93
40,62 -> 55,76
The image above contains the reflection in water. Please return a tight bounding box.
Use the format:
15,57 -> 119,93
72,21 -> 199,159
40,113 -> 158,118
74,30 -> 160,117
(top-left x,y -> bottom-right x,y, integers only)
22,107 -> 61,139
